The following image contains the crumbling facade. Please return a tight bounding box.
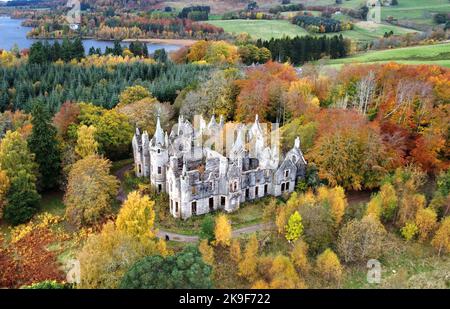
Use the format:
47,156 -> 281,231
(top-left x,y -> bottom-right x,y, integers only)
132,115 -> 307,219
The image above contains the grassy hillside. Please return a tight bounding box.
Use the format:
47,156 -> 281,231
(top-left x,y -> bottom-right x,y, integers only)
381,0 -> 450,27
323,42 -> 450,68
205,19 -> 309,40
205,19 -> 418,41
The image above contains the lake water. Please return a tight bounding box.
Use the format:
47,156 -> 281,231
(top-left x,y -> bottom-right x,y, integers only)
0,16 -> 182,54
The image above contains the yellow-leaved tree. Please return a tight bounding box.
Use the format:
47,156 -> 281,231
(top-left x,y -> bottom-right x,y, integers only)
198,239 -> 215,266
116,191 -> 157,241
118,85 -> 151,107
0,169 -> 10,219
64,154 -> 119,227
238,234 -> 259,282
316,248 -> 343,282
214,214 -> 232,247
78,221 -> 168,289
290,239 -> 311,274
415,208 -> 437,242
230,238 -> 242,264
431,217 -> 450,256
285,211 -> 303,242
75,125 -> 98,158
317,186 -> 347,227
269,254 -> 306,289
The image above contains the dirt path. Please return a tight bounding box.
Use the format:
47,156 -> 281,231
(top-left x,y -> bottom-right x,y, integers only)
114,163 -> 133,203
157,222 -> 273,243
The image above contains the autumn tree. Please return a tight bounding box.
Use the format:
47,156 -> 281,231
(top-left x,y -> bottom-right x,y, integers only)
235,61 -> 297,123
178,69 -> 240,120
117,98 -> 174,136
299,201 -> 336,254
290,240 -> 310,274
230,238 -> 242,264
391,166 -> 427,228
78,222 -> 168,289
116,191 -> 157,241
0,131 -> 40,225
198,239 -> 215,266
337,215 -> 387,263
431,217 -> 450,256
268,254 -> 306,289
401,222 -> 418,241
317,186 -> 347,227
366,183 -> 398,222
286,78 -> 320,118
429,170 -> 450,217
64,155 -> 119,227
214,214 -> 232,247
285,211 -> 303,242
52,101 -> 80,136
75,103 -> 133,160
118,85 -> 151,107
310,109 -> 388,190
28,101 -> 61,191
238,234 -> 259,281
0,169 -> 10,219
415,208 -> 438,242
316,248 -> 343,282
281,117 -> 317,154
75,125 -> 98,158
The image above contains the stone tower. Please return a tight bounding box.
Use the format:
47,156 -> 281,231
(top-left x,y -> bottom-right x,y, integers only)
149,116 -> 169,192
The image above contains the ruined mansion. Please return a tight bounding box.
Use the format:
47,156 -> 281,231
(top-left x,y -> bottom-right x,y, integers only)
132,114 -> 307,220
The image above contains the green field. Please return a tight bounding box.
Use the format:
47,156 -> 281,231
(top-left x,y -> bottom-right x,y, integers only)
304,0 -> 450,27
380,0 -> 450,26
205,19 -> 418,42
319,21 -> 418,42
324,42 -> 450,68
206,19 -> 309,40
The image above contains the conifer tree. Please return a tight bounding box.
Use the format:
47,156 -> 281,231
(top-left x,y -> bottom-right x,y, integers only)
28,100 -> 61,191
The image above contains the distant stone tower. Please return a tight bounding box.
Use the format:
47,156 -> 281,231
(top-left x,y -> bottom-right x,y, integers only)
149,116 -> 169,192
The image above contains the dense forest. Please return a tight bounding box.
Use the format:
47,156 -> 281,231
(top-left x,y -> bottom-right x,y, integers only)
256,35 -> 349,65
0,61 -> 210,112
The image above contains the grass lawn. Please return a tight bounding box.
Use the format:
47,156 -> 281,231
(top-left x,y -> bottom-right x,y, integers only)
155,196 -> 278,236
323,42 -> 450,68
342,232 -> 450,288
204,19 -> 309,40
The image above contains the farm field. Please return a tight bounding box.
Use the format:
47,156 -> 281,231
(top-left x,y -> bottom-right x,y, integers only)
323,42 -> 450,68
205,19 -> 418,42
381,0 -> 450,26
204,19 -> 309,40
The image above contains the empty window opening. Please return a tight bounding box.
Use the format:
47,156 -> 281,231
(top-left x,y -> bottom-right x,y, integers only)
209,197 -> 214,211
221,196 -> 226,207
192,201 -> 197,215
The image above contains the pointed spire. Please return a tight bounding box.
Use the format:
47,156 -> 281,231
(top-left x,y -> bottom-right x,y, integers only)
219,115 -> 224,127
165,132 -> 169,147
135,127 -> 140,136
153,114 -> 165,146
208,114 -> 217,130
294,136 -> 300,149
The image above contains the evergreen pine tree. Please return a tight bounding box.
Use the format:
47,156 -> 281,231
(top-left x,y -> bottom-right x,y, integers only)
28,99 -> 61,191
